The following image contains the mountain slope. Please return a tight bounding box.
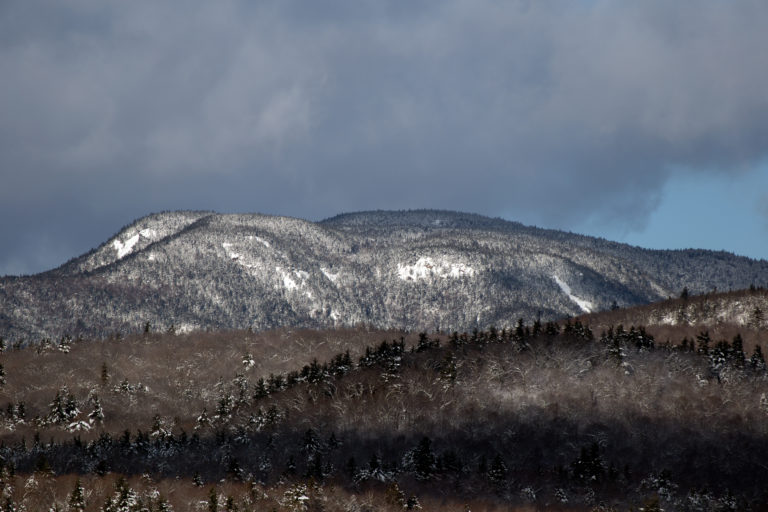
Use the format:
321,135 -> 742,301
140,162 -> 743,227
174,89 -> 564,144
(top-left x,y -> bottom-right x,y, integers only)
1,209 -> 767,342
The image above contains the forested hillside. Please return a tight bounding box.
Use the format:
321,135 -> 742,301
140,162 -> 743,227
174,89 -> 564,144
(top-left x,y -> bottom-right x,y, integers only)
1,306 -> 767,510
2,210 -> 767,342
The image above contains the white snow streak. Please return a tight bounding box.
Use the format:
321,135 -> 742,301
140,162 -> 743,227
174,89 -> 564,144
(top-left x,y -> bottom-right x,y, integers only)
650,281 -> 668,298
321,267 -> 339,283
273,267 -> 313,291
112,229 -> 157,259
221,242 -> 241,260
253,236 -> 270,248
276,267 -> 298,290
113,234 -> 140,259
397,257 -> 475,281
553,275 -> 593,313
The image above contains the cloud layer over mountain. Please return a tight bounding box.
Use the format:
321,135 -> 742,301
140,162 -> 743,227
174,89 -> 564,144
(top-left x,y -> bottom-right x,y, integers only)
2,1 -> 768,274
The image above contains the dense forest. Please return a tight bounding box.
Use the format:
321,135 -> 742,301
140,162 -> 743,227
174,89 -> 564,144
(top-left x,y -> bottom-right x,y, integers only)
1,297 -> 768,510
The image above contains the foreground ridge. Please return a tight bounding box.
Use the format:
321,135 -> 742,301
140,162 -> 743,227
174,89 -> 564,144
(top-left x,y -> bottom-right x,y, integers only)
0,314 -> 767,510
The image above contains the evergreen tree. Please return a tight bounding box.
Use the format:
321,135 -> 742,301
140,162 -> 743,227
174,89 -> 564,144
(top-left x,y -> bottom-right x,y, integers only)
696,331 -> 711,355
226,457 -> 243,481
439,352 -> 457,382
253,378 -> 268,399
224,496 -> 238,512
385,483 -> 406,508
345,457 -> 356,478
731,334 -> 746,366
285,455 -> 296,475
63,389 -> 79,421
532,318 -> 542,337
34,455 -> 52,474
571,442 -> 604,484
750,345 -> 766,372
89,394 -> 105,424
2,496 -> 15,512
68,478 -> 86,512
102,478 -> 139,512
413,437 -> 436,481
49,389 -> 68,424
208,487 -> 219,512
477,455 -> 487,476
416,332 -> 437,352
440,449 -> 462,474
405,495 -> 421,510
487,454 -> 508,485
100,363 -> 109,386
514,319 -> 525,341
156,497 -> 172,512
301,428 -> 322,462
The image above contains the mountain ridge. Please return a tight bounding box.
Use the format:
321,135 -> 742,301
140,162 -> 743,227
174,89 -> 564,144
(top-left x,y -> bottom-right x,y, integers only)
2,209 -> 767,342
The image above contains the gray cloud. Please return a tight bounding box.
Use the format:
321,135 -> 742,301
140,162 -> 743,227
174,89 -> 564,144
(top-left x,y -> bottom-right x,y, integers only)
2,0 -> 768,274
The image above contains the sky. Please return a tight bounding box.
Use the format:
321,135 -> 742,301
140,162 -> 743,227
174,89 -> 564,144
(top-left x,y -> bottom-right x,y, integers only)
2,0 -> 768,276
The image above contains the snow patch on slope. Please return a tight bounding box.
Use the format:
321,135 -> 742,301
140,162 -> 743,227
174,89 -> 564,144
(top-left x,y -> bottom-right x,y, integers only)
275,267 -> 311,291
113,234 -> 140,259
660,312 -> 679,325
321,267 -> 339,283
650,281 -> 669,298
252,236 -> 270,248
221,242 -> 241,260
112,229 -> 159,259
276,267 -> 298,290
553,275 -> 593,313
397,257 -> 475,281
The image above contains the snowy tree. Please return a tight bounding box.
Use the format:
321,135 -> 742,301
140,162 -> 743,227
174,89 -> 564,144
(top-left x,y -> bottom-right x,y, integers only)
49,387 -> 79,425
68,478 -> 86,512
751,345 -> 766,372
696,331 -> 711,355
88,394 -> 105,425
487,454 -> 508,486
439,352 -> 457,382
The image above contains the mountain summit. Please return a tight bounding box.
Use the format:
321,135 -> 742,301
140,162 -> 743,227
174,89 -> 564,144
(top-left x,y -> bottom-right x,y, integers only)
2,210 -> 767,341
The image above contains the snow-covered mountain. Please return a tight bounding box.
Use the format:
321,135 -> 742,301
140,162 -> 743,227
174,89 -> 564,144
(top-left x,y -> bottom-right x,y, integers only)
2,210 -> 767,342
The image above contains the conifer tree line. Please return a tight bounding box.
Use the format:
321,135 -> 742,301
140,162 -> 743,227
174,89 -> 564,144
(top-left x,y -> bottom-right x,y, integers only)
0,317 -> 767,510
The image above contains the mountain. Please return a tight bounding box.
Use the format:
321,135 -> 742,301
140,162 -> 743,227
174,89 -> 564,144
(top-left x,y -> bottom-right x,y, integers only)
1,209 -> 767,342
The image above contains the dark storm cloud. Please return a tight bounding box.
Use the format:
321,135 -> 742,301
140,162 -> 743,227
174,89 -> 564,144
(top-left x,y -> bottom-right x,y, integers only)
2,0 -> 768,274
